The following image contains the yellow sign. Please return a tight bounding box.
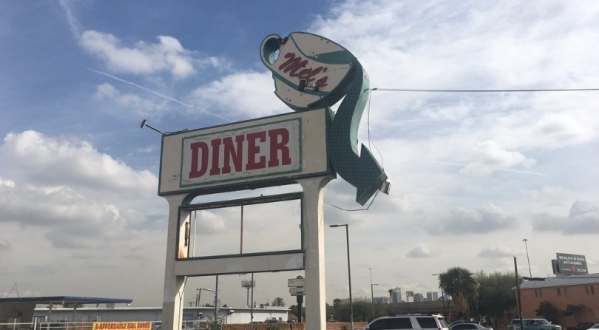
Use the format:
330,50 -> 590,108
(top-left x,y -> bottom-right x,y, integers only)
93,322 -> 152,330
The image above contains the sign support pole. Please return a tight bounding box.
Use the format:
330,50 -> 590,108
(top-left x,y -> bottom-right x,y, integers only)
162,194 -> 190,330
298,176 -> 333,330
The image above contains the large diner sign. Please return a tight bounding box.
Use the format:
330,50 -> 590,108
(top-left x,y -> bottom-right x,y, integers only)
181,119 -> 300,187
159,109 -> 331,195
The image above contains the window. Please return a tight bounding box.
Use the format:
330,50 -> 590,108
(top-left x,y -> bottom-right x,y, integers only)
586,286 -> 590,295
535,290 -> 538,298
557,288 -> 561,296
388,318 -> 413,329
591,286 -> 595,294
539,289 -> 543,297
417,317 -> 438,329
565,287 -> 569,296
369,319 -> 389,330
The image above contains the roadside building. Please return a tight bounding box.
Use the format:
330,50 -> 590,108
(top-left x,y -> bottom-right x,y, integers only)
519,274 -> 599,328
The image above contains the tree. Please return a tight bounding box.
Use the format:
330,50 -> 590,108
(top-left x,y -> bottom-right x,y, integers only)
564,304 -> 586,323
439,267 -> 479,319
388,289 -> 393,303
272,297 -> 286,307
332,297 -> 374,322
536,301 -> 559,323
475,271 -> 517,325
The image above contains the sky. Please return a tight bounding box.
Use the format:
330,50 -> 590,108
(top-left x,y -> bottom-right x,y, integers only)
1,0 -> 598,309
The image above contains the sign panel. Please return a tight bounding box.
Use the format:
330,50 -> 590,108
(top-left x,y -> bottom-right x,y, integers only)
556,253 -> 588,276
289,286 -> 305,294
159,109 -> 332,196
181,119 -> 301,187
288,278 -> 305,287
93,323 -> 151,330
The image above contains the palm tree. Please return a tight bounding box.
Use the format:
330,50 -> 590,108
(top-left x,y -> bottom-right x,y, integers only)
388,289 -> 393,303
439,267 -> 479,318
272,297 -> 286,307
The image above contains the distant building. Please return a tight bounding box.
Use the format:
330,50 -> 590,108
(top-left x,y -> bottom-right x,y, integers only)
426,292 -> 439,302
390,288 -> 402,303
413,293 -> 424,302
373,297 -> 389,304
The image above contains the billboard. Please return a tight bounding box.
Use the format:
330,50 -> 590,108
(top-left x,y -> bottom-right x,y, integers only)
556,253 -> 588,276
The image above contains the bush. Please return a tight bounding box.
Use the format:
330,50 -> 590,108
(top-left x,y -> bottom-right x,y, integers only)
206,319 -> 223,330
266,324 -> 281,330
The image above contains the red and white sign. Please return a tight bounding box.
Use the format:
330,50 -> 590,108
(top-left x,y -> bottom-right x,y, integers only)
159,109 -> 331,196
181,120 -> 301,187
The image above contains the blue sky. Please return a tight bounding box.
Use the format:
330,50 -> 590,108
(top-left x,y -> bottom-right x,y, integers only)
1,0 -> 599,308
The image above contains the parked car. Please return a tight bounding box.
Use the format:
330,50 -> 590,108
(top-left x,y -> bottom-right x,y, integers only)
510,319 -> 561,330
569,323 -> 596,330
450,323 -> 493,330
363,313 -> 449,330
588,325 -> 599,330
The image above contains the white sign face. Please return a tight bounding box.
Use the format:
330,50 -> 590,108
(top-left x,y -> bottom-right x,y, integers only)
181,119 -> 301,187
261,32 -> 354,111
289,287 -> 305,295
159,109 -> 331,195
288,278 -> 305,287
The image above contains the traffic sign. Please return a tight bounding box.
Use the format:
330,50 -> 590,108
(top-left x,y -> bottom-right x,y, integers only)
289,286 -> 305,294
288,278 -> 305,287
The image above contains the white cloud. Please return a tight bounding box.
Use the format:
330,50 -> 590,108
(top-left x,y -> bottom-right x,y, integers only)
0,182 -> 139,248
532,113 -> 591,148
93,83 -> 169,118
81,30 -> 216,79
478,246 -> 521,259
532,200 -> 599,235
0,237 -> 10,252
0,131 -> 164,249
430,203 -> 517,234
462,140 -> 535,176
527,186 -> 571,207
195,210 -> 227,235
0,131 -> 157,198
186,71 -> 286,119
406,243 -> 439,258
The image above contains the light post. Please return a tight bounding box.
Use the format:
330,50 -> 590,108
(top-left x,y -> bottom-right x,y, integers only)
514,256 -> 545,324
330,224 -> 354,330
370,282 -> 378,319
432,274 -> 446,318
523,239 -> 532,277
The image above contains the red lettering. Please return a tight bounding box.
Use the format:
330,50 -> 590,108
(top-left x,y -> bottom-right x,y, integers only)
222,135 -> 244,174
189,142 -> 209,178
209,139 -> 222,176
278,52 -> 329,85
279,53 -> 308,77
315,76 -> 328,89
246,131 -> 266,170
268,128 -> 291,167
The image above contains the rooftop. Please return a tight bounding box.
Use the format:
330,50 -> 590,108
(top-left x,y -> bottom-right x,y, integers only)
520,273 -> 599,289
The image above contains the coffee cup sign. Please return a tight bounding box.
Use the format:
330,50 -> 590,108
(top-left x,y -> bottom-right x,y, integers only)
260,32 -> 356,112
261,32 -> 390,205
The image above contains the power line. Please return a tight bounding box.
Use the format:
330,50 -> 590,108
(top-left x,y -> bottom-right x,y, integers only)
369,87 -> 599,93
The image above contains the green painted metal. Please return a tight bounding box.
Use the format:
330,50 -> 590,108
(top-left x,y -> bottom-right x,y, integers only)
327,62 -> 388,205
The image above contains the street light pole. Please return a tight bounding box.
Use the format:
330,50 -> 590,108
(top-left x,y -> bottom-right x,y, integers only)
331,224 -> 354,330
369,268 -> 378,321
523,239 -> 532,277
